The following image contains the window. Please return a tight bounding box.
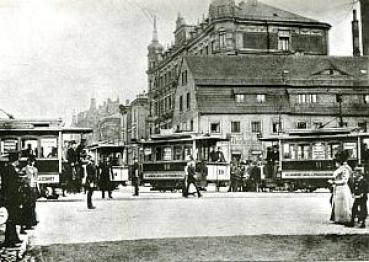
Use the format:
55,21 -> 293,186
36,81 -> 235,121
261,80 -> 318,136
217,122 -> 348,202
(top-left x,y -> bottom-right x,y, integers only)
336,94 -> 343,103
358,122 -> 367,132
210,122 -> 220,133
251,121 -> 261,133
219,30 -> 226,49
179,96 -> 183,112
256,94 -> 266,103
231,121 -> 240,133
364,95 -> 369,104
181,70 -> 187,85
297,122 -> 307,129
190,120 -> 194,131
186,92 -> 190,110
0,139 -> 18,154
278,37 -> 289,51
272,122 -> 282,134
41,138 -> 58,158
298,94 -> 317,104
211,40 -> 216,53
235,94 -> 245,103
205,46 -> 209,55
297,144 -> 311,160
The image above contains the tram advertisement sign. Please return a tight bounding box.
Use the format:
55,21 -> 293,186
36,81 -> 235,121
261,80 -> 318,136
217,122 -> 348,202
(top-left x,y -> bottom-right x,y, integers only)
38,174 -> 59,184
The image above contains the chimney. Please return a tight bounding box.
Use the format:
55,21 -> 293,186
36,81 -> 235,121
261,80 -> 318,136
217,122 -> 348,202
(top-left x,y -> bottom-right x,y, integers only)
352,9 -> 361,56
360,0 -> 369,55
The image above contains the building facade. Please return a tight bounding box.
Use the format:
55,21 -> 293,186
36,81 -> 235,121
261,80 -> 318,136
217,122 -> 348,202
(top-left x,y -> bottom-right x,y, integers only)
147,0 -> 369,161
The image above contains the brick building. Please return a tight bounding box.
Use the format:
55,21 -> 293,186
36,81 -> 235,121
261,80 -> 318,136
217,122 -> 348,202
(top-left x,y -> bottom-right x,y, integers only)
146,0 -> 369,160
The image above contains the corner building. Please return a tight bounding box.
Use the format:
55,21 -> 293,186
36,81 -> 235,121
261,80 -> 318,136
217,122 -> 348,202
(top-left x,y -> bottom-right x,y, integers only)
146,0 -> 369,160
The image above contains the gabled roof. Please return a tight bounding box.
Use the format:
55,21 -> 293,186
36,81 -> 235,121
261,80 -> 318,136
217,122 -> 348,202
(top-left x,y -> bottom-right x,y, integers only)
236,1 -> 328,26
185,55 -> 369,86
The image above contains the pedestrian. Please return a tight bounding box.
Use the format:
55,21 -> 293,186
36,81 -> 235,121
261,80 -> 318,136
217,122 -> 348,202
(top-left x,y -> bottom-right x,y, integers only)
86,155 -> 98,209
132,158 -> 140,196
99,158 -> 113,199
216,147 -> 226,162
331,151 -> 353,225
184,156 -> 202,198
1,151 -> 22,247
348,166 -> 368,228
229,157 -> 240,192
249,161 -> 261,192
20,157 -> 39,233
209,146 -> 219,162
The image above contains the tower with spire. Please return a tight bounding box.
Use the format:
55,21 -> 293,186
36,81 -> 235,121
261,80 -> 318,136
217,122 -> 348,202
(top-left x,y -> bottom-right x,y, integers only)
148,16 -> 163,70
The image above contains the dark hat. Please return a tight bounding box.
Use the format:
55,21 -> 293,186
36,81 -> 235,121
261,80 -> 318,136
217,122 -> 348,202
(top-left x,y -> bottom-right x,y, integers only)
8,151 -> 19,162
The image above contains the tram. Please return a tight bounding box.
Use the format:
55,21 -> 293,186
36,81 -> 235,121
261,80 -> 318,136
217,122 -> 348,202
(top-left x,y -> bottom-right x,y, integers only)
260,128 -> 369,191
141,132 -> 231,191
86,143 -> 129,186
0,119 -> 92,197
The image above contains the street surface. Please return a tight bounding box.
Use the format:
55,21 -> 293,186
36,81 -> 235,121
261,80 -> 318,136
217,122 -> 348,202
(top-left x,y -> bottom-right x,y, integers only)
29,186 -> 369,246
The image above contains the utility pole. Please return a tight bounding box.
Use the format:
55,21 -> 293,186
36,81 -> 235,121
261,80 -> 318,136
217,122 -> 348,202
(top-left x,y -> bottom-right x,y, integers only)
360,0 -> 369,55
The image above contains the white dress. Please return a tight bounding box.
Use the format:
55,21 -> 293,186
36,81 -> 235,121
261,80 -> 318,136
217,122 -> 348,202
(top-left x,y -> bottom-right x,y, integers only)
332,164 -> 353,224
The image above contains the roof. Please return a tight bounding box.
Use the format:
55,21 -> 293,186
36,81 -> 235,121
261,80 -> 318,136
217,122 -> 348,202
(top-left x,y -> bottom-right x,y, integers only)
235,1 -> 327,25
185,55 -> 369,86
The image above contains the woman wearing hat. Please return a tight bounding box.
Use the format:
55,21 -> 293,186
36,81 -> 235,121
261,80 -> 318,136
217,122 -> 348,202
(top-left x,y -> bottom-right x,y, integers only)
331,150 -> 353,225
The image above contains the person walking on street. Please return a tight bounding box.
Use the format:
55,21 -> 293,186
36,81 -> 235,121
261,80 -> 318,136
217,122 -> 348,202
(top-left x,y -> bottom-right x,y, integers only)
348,166 -> 368,228
86,155 -> 98,209
184,156 -> 202,198
99,158 -> 113,199
132,158 -> 140,196
1,151 -> 22,247
229,157 -> 240,192
20,157 -> 39,233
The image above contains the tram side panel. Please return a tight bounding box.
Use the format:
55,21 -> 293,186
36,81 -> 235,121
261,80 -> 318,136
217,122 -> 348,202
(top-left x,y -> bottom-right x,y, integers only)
142,161 -> 187,191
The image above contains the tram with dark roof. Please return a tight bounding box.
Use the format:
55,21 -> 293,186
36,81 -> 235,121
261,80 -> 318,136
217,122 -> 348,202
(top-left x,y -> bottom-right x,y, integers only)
140,132 -> 231,191
260,128 -> 369,191
0,119 -> 92,197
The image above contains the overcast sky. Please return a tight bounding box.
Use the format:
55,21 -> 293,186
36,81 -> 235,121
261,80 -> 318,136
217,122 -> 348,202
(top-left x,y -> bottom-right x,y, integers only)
0,0 -> 362,123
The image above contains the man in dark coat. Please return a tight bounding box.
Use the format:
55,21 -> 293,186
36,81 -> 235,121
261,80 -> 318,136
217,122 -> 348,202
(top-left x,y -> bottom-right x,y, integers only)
349,167 -> 368,228
185,157 -> 202,198
99,159 -> 113,199
132,159 -> 140,196
1,151 -> 22,247
86,156 -> 98,209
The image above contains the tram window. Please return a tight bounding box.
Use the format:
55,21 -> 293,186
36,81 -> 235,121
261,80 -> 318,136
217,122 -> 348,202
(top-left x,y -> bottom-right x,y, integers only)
163,147 -> 172,161
40,138 -> 58,158
343,142 -> 357,158
328,144 -> 341,159
0,139 -> 18,154
155,147 -> 162,161
297,144 -> 311,160
283,144 -> 296,160
184,146 -> 192,159
144,147 -> 153,161
312,143 -> 326,160
174,146 -> 183,160
21,139 -> 38,158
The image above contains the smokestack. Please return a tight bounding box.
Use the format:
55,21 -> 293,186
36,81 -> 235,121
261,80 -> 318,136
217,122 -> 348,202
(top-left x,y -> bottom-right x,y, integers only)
361,0 -> 369,55
352,9 -> 361,57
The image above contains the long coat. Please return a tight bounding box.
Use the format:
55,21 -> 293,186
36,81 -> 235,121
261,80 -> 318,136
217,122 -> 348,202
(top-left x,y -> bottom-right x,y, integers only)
1,164 -> 21,224
99,163 -> 113,190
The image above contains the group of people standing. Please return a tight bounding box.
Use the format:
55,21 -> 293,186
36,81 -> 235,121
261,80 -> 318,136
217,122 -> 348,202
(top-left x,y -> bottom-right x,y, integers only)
229,159 -> 262,192
0,151 -> 39,247
330,150 -> 368,228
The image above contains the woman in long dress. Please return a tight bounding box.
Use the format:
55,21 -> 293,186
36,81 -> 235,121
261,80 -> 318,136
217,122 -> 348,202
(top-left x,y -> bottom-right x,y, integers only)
332,160 -> 353,225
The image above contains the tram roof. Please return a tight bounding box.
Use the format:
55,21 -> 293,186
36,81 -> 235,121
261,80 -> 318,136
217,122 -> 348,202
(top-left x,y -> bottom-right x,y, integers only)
0,127 -> 92,135
86,144 -> 125,150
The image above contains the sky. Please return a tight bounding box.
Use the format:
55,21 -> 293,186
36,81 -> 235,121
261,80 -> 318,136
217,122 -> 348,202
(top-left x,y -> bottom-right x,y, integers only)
0,0 -> 362,123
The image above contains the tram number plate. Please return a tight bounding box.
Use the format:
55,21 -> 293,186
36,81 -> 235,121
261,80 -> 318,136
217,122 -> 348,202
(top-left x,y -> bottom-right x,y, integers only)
38,175 -> 59,184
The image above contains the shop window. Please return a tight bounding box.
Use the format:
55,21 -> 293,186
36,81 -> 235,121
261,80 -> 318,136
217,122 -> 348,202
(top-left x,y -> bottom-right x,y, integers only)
231,121 -> 240,133
210,122 -> 220,133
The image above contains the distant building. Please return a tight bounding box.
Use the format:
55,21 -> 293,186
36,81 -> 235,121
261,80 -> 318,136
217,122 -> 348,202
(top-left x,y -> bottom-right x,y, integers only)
73,97 -> 121,143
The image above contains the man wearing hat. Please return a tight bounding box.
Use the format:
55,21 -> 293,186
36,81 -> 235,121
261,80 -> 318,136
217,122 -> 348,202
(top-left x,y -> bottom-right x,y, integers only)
348,166 -> 368,228
1,151 -> 22,247
85,155 -> 98,209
